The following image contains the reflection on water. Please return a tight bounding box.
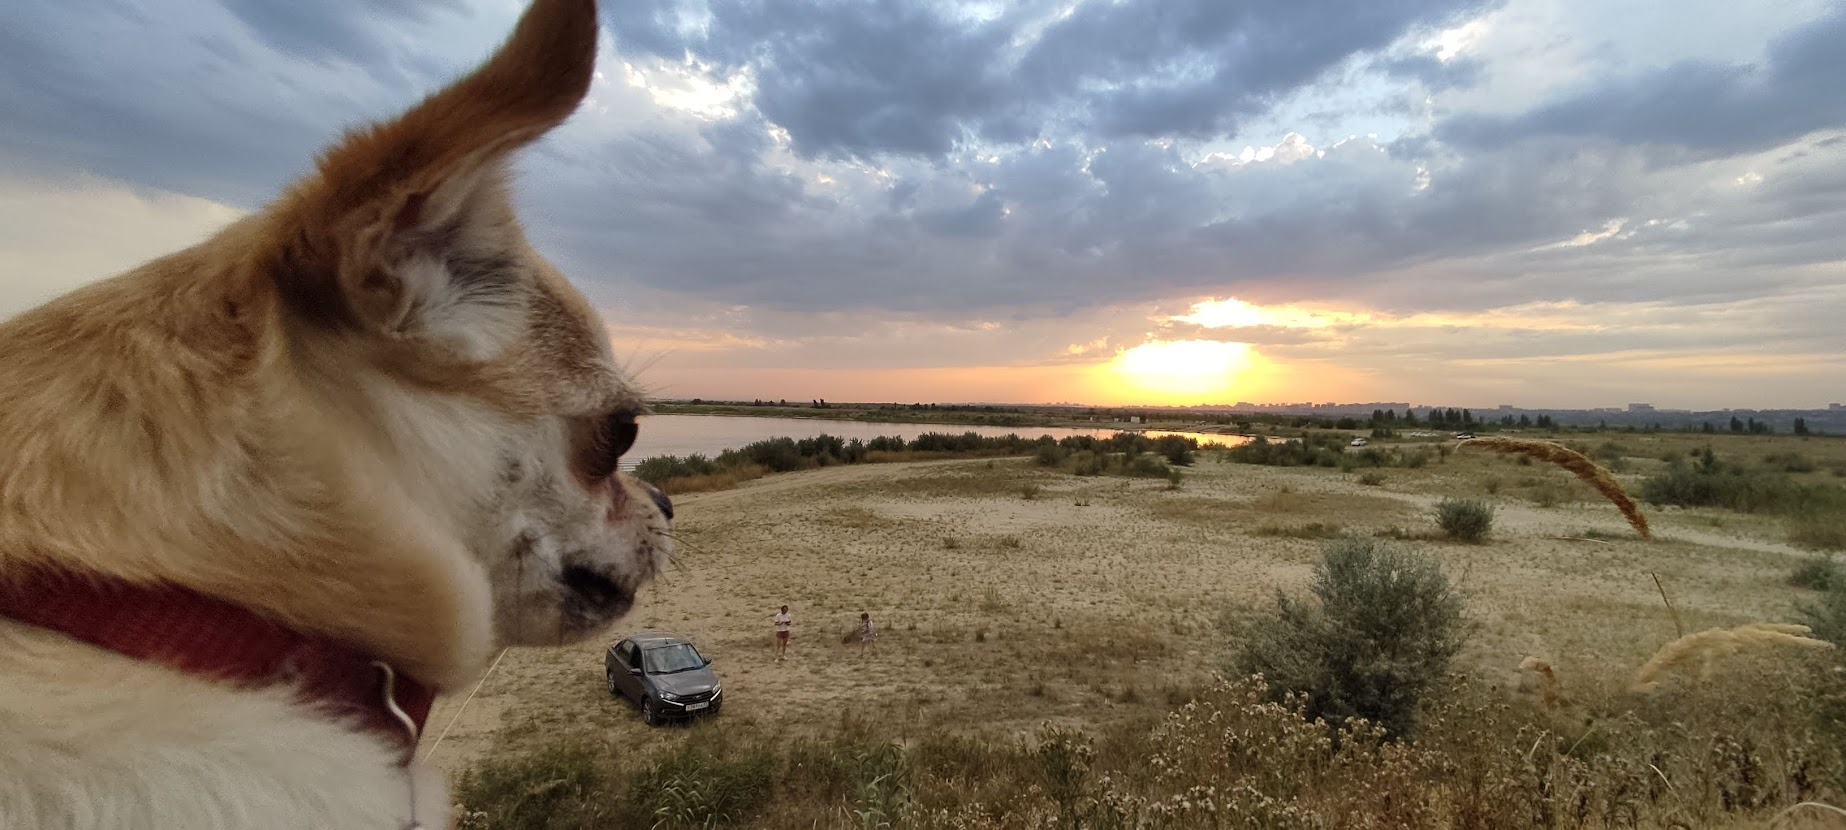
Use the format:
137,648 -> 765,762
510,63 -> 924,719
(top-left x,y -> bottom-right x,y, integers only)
623,414 -> 1251,469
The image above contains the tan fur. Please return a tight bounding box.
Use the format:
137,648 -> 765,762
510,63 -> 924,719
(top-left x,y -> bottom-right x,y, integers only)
0,2 -> 669,827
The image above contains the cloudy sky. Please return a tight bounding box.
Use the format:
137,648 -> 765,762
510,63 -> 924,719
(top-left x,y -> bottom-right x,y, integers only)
3,0 -> 1843,409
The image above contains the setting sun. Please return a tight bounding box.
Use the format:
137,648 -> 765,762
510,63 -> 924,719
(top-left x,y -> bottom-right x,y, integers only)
1105,339 -> 1255,404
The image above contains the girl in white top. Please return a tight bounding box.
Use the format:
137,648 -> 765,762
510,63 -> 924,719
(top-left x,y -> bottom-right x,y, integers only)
773,605 -> 792,661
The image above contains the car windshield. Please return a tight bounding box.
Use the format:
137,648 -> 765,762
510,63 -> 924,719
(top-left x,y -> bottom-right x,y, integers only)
642,643 -> 705,674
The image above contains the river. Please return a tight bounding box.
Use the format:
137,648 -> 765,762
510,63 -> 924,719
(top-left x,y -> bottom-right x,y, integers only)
623,414 -> 1250,467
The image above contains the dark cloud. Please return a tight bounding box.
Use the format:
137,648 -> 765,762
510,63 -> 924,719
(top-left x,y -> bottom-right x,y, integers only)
0,2 -> 310,204
1440,7 -> 1846,155
0,0 -> 489,206
1025,0 -> 1496,140
2,0 -> 1843,373
529,109 -> 1846,326
608,0 -> 1497,160
219,0 -> 467,67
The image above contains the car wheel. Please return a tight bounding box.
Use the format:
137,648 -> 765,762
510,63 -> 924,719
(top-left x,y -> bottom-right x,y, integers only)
607,670 -> 619,697
642,698 -> 660,726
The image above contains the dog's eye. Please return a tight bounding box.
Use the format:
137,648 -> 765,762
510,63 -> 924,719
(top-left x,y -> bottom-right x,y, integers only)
580,410 -> 639,481
602,410 -> 639,461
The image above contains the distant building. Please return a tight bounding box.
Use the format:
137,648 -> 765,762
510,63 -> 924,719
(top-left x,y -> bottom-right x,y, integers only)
1833,403 -> 1844,411
1628,403 -> 1656,413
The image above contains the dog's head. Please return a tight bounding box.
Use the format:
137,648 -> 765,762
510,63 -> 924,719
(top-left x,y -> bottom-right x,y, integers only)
262,0 -> 668,649
0,0 -> 657,682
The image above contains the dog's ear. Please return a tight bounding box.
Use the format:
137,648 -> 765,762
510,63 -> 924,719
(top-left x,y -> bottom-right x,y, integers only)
272,0 -> 597,351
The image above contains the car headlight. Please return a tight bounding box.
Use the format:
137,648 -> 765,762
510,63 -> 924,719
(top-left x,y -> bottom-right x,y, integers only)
659,692 -> 682,702
709,684 -> 722,697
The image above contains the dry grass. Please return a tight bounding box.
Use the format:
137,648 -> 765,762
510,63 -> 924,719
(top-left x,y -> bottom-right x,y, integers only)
657,462 -> 770,495
1767,802 -> 1846,830
1465,436 -> 1653,539
1633,622 -> 1836,690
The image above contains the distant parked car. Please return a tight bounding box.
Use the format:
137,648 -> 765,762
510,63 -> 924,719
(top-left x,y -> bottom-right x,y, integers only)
604,633 -> 723,725
1453,432 -> 1475,440
1349,437 -> 1368,447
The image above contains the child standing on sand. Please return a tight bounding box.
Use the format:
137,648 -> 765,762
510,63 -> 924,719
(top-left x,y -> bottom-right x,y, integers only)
855,612 -> 876,653
774,605 -> 792,661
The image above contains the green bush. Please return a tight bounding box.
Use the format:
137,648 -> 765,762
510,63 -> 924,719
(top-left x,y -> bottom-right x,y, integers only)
632,453 -> 719,485
1764,451 -> 1817,473
1798,582 -> 1846,651
1124,454 -> 1171,478
1434,498 -> 1495,542
1791,557 -> 1843,592
1231,536 -> 1466,737
1229,434 -> 1347,467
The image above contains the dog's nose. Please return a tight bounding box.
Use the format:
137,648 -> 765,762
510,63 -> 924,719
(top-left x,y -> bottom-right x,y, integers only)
641,481 -> 673,521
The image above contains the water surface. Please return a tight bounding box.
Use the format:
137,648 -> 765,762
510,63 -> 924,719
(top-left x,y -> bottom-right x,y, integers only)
625,414 -> 1249,468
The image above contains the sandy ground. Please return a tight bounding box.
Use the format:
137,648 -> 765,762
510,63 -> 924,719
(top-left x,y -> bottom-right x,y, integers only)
419,438 -> 1833,775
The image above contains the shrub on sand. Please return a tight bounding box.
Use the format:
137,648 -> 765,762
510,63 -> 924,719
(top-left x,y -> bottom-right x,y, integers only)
1791,556 -> 1843,592
1231,536 -> 1465,737
1435,498 -> 1494,543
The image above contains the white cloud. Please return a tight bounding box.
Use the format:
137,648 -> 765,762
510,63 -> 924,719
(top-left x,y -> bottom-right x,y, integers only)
0,171 -> 245,320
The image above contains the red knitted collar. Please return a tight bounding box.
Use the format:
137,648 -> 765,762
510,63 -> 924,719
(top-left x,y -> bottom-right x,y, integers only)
0,569 -> 436,757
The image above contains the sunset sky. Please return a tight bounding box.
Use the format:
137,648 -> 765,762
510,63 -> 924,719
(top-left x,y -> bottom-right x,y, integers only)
2,0 -> 1843,409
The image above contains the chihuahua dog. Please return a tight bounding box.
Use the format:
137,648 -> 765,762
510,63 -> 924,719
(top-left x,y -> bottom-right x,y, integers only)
0,1 -> 669,826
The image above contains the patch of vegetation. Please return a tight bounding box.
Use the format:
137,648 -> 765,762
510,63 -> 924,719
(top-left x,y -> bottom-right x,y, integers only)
1357,470 -> 1388,486
454,740 -> 610,829
1228,434 -> 1347,468
1229,536 -> 1466,737
1791,511 -> 1846,551
1254,522 -> 1346,539
1642,448 -> 1839,513
634,431 -> 1201,494
1790,556 -> 1843,592
1763,451 -> 1818,473
1525,481 -> 1569,508
1644,449 -> 1846,549
1798,582 -> 1846,650
1231,434 -> 1445,470
1435,498 -> 1495,542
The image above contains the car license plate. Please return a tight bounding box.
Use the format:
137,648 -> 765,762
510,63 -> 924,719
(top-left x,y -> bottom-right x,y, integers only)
685,701 -> 709,711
